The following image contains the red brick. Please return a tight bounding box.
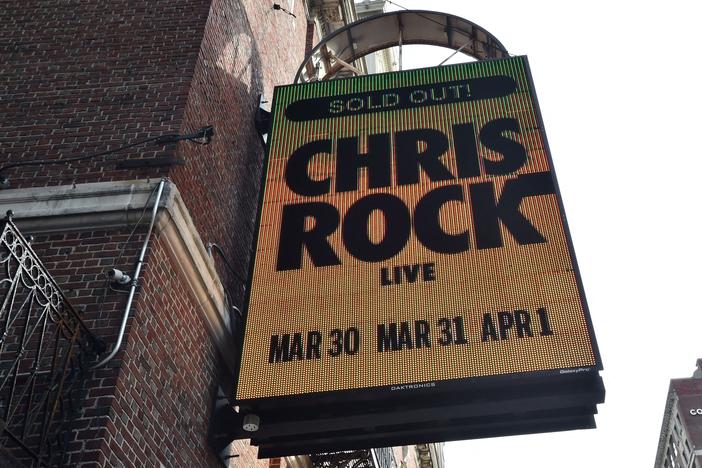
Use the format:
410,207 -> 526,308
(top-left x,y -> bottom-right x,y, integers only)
4,0 -> 312,465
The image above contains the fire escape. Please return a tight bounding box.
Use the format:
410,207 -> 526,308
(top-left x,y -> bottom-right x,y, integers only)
0,213 -> 104,467
310,447 -> 397,468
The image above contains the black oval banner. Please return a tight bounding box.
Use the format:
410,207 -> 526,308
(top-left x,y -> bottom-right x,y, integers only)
284,75 -> 517,122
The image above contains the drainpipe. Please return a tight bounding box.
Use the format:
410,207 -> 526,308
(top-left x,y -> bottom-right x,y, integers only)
91,178 -> 167,370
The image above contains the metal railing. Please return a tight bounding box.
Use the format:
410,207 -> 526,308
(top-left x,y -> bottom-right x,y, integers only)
310,450 -> 374,468
0,213 -> 103,466
310,447 -> 397,468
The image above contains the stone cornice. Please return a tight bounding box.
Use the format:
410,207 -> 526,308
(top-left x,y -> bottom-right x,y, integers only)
155,182 -> 238,371
0,179 -> 164,233
0,179 -> 237,371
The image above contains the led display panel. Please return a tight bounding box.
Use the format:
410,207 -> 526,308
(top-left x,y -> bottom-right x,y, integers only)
236,56 -> 601,402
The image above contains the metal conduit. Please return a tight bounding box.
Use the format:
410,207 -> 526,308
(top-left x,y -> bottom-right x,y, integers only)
91,178 -> 166,369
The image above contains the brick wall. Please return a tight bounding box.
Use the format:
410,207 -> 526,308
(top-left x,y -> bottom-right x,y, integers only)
76,235 -> 223,467
23,226 -> 141,466
18,204 -> 287,467
1,0 -> 309,295
1,0 -> 311,466
0,0 -> 212,188
171,0 -> 309,307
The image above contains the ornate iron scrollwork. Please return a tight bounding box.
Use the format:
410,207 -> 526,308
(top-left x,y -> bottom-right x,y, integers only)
310,450 -> 375,468
0,213 -> 103,466
310,447 -> 397,468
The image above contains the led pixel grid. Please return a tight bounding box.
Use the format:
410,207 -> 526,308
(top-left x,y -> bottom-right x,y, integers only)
237,56 -> 600,401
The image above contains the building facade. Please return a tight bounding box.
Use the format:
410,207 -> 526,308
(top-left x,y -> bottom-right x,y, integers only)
354,0 -> 397,74
655,360 -> 702,468
0,0 -> 442,466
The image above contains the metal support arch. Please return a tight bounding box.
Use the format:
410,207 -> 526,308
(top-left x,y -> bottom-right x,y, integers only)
294,10 -> 509,83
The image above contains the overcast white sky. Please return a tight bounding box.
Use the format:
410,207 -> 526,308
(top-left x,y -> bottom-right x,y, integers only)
384,1 -> 702,466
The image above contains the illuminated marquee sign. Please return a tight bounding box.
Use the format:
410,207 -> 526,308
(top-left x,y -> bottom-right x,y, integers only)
236,56 -> 601,402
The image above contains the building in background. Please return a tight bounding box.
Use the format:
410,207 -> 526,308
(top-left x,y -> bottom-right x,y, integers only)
655,359 -> 702,468
0,0 -> 442,466
354,0 -> 397,73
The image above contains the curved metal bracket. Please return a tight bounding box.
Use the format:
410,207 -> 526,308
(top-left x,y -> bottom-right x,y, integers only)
294,9 -> 509,83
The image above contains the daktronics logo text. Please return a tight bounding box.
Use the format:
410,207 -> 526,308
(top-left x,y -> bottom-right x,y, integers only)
391,382 -> 437,391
